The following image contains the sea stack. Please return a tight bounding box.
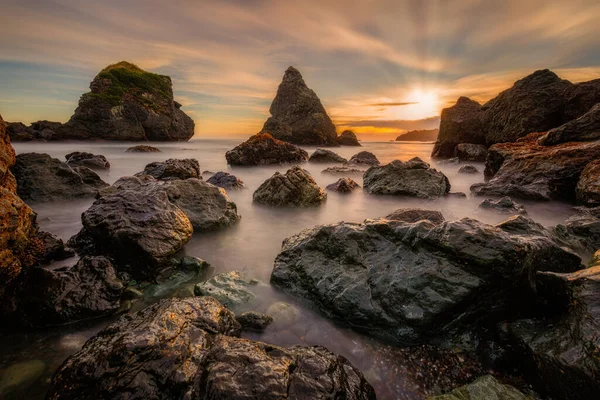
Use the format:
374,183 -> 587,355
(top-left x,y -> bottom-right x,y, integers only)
260,66 -> 339,146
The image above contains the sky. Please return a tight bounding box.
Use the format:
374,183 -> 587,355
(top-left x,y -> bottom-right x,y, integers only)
2,0 -> 600,141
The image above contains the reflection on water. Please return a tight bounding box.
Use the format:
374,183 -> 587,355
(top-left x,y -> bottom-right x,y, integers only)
3,139 -> 577,399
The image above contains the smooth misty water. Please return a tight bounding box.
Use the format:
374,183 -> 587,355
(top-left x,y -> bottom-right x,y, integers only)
1,139 -> 577,399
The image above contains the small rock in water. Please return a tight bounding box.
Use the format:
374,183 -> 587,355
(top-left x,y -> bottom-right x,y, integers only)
236,311 -> 273,332
0,360 -> 45,394
346,151 -> 380,166
308,148 -> 347,163
322,166 -> 365,175
207,171 -> 245,190
126,145 -> 161,153
326,178 -> 360,193
266,301 -> 301,327
437,157 -> 460,165
446,192 -> 467,198
179,256 -> 210,272
65,151 -> 110,170
253,166 -> 327,207
137,158 -> 200,180
194,271 -> 259,308
479,196 -> 527,215
337,130 -> 361,146
458,164 -> 479,174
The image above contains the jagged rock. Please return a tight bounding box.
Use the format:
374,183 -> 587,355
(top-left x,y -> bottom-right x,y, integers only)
125,145 -> 161,153
432,97 -> 485,159
11,153 -> 108,202
539,103 -> 600,146
479,197 -> 527,215
7,120 -> 64,141
260,66 -> 338,146
322,166 -> 365,175
35,231 -> 74,264
194,271 -> 258,308
137,158 -> 200,180
225,133 -> 308,166
337,130 -> 361,146
396,129 -> 439,142
206,171 -> 245,189
471,133 -> 600,201
253,166 -> 327,207
428,375 -> 531,400
3,256 -> 123,327
385,208 -> 445,224
65,152 -> 110,170
236,311 -> 273,332
326,178 -> 360,193
455,143 -> 487,162
308,148 -> 347,163
458,165 -> 479,174
5,122 -> 34,141
346,151 -> 380,166
554,214 -> 600,253
270,215 -> 581,344
576,160 -> 600,206
46,297 -> 376,400
363,158 -> 450,198
57,61 -> 194,141
562,78 -> 600,122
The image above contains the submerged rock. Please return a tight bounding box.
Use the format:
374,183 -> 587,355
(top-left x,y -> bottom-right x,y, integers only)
326,178 -> 360,193
12,153 -> 108,202
576,160 -> 600,206
308,148 -> 347,163
266,301 -> 301,328
479,197 -> 527,215
458,165 -> 479,174
65,152 -> 110,170
428,375 -> 531,400
260,66 -> 339,146
253,166 -> 327,207
346,151 -> 380,166
225,133 -> 309,166
194,271 -> 258,308
206,171 -> 245,190
125,145 -> 161,153
455,143 -> 487,162
47,297 -> 376,400
34,230 -> 74,264
363,158 -> 450,198
236,311 -> 273,332
322,166 -> 365,175
432,97 -> 485,159
337,130 -> 361,146
137,158 -> 200,180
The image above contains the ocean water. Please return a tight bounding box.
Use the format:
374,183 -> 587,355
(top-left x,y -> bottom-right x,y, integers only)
1,139 -> 577,399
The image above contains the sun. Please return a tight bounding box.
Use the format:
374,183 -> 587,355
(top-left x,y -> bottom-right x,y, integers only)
404,89 -> 441,120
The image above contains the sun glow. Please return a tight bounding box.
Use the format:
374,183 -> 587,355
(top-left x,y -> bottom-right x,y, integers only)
404,89 -> 441,120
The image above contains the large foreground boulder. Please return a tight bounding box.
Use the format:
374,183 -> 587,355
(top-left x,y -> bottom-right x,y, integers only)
259,66 -> 339,146
65,152 -> 110,170
270,213 -> 581,344
225,133 -> 308,166
57,61 -> 195,141
432,97 -> 485,159
363,158 -> 450,198
12,153 -> 108,202
253,166 -> 327,206
47,297 -> 376,400
337,130 -> 361,146
137,158 -> 200,180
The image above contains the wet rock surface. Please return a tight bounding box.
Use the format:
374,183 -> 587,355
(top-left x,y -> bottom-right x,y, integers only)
428,375 -> 531,400
308,148 -> 347,163
363,158 -> 450,198
337,129 -> 361,146
455,143 -> 487,162
206,171 -> 245,189
479,197 -> 527,215
137,158 -> 200,180
194,270 -> 258,308
347,151 -> 380,166
253,166 -> 327,207
12,153 -> 108,202
458,165 -> 479,174
125,145 -> 161,152
538,103 -> 600,146
47,297 -> 376,400
322,166 -> 366,175
432,97 -> 485,159
236,311 -> 273,332
225,133 -> 309,166
260,66 -> 339,146
384,208 -> 445,225
65,152 -> 110,170
326,177 -> 360,193
576,159 -> 600,206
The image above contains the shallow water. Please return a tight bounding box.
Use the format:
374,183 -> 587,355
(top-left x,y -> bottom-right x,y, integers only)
2,139 -> 577,399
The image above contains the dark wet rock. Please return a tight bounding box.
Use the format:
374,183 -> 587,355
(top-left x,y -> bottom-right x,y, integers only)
428,375 -> 531,400
363,158 -> 450,198
7,120 -> 64,141
455,143 -> 487,162
125,145 -> 161,153
194,271 -> 258,308
260,66 -> 338,146
497,262 -> 600,400
576,160 -> 600,206
539,103 -> 600,146
70,166 -> 106,188
458,165 -> 479,174
437,157 -> 460,165
337,129 -> 361,146
68,176 -> 194,279
270,216 -> 582,344
396,129 -> 439,142
11,153 -> 108,202
5,256 -> 123,327
47,297 -> 376,400
346,151 -> 380,166
471,133 -> 600,201
446,192 -> 467,198
308,148 -> 347,163
137,158 -> 200,180
562,78 -> 600,121
225,133 -> 309,166
322,166 -> 365,175
65,151 -> 110,170
253,166 -> 327,207
554,214 -> 600,253
479,197 -> 527,215
385,208 -> 445,225
432,97 -> 485,159
179,256 -> 210,273
206,171 -> 245,189
57,61 -> 194,141
35,231 -> 75,264
5,122 -> 34,141
573,205 -> 600,219
236,311 -> 273,332
326,178 -> 360,193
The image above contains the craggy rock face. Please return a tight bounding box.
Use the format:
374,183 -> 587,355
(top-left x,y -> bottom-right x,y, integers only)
308,148 -> 347,163
577,160 -> 600,206
471,133 -> 600,202
137,158 -> 200,180
260,66 -> 339,146
65,151 -> 110,170
432,97 -> 485,159
12,152 -> 109,202
337,130 -> 361,146
225,133 -> 309,166
253,166 -> 327,207
539,103 -> 600,146
270,213 -> 582,344
363,158 -> 450,198
326,178 -> 360,193
58,61 -> 195,141
206,171 -> 245,190
384,208 -> 445,225
47,297 -> 377,400
454,143 -> 487,162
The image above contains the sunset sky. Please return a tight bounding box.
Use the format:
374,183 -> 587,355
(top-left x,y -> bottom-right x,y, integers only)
2,0 -> 600,140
